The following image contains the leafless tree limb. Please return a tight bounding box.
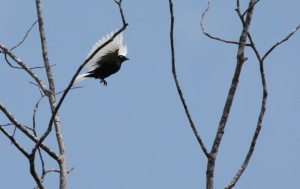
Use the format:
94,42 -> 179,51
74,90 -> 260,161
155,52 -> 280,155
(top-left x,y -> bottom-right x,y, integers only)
242,0 -> 260,17
0,44 -> 48,94
225,4 -> 300,187
1,45 -> 54,70
33,1 -> 66,188
205,1 -> 257,188
29,153 -> 44,189
262,24 -> 300,61
0,103 -> 59,160
0,123 -> 13,127
10,20 -> 38,51
168,0 -> 209,158
200,0 -> 249,46
34,167 -> 75,189
4,52 -> 52,70
0,126 -> 30,158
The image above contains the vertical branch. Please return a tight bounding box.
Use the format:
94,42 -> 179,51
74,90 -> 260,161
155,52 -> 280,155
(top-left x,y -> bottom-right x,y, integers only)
207,1 -> 257,189
168,0 -> 209,157
226,7 -> 299,187
225,58 -> 267,189
35,0 -> 54,93
34,0 -> 67,188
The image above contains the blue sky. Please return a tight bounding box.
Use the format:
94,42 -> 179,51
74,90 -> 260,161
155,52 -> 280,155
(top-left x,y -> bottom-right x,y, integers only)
1,1 -> 300,188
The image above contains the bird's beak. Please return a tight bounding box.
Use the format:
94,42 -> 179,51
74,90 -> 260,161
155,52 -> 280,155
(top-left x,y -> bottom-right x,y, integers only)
125,57 -> 129,60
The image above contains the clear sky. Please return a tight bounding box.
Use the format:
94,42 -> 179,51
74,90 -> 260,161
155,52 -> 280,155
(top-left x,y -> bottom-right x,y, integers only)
1,1 -> 300,189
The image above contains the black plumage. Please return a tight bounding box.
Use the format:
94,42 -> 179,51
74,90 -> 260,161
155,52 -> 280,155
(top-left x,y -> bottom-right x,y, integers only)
75,31 -> 128,86
85,55 -> 129,86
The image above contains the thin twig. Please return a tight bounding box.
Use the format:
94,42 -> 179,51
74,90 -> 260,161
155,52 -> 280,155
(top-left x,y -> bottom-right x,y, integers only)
262,24 -> 300,61
169,0 -> 209,158
0,127 -> 30,158
0,44 -> 48,94
0,123 -> 13,127
10,20 -> 38,51
1,47 -> 54,70
200,0 -> 243,45
34,167 -> 75,189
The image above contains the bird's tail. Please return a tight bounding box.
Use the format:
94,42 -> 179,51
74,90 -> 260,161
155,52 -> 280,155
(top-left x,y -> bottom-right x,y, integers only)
75,73 -> 90,82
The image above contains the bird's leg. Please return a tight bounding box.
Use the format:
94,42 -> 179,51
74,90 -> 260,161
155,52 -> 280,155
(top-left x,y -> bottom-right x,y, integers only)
100,78 -> 107,86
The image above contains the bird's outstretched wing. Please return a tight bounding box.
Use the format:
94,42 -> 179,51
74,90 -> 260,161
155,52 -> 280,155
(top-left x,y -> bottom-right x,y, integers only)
85,30 -> 127,71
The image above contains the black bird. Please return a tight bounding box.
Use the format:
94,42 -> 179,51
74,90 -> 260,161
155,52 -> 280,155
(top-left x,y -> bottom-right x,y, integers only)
75,31 -> 129,86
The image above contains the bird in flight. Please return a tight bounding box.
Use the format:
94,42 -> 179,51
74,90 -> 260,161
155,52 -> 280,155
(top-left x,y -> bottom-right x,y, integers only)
75,30 -> 129,86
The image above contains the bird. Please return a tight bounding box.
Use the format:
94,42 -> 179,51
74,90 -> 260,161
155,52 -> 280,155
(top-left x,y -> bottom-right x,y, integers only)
75,30 -> 129,86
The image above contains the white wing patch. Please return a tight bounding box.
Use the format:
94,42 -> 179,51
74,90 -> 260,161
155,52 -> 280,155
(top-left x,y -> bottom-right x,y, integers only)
85,30 -> 127,71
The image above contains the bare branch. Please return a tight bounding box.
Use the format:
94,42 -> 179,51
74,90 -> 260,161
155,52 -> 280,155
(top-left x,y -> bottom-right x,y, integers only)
34,168 -> 76,189
242,0 -> 260,18
2,53 -> 23,69
35,0 -> 54,93
226,73 -> 267,188
226,35 -> 268,189
262,24 -> 300,61
0,103 -> 59,160
200,0 -> 242,45
29,153 -> 44,189
0,123 -> 13,127
227,5 -> 300,188
207,1 -> 257,188
2,52 -> 51,70
32,85 -> 83,133
0,126 -> 30,158
10,20 -> 38,51
0,44 -> 48,94
34,1 -> 66,188
169,0 -> 209,158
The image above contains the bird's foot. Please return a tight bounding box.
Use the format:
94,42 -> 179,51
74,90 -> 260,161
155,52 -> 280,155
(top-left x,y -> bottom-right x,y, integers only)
100,79 -> 107,86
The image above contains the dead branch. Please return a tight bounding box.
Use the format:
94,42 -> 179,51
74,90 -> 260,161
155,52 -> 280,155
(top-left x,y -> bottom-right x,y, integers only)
0,103 -> 59,160
200,0 -> 247,46
0,126 -> 30,158
0,123 -> 13,127
10,20 -> 38,51
168,0 -> 209,157
206,1 -> 257,189
0,44 -> 48,94
225,4 -> 300,187
262,24 -> 300,61
3,52 -> 51,70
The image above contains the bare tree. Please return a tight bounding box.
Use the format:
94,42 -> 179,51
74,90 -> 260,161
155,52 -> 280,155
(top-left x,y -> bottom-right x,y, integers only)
168,0 -> 300,188
0,0 -> 128,188
1,0 -> 299,188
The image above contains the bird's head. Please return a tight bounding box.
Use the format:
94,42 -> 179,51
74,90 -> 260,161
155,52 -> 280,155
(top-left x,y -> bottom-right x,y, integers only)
118,55 -> 129,63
